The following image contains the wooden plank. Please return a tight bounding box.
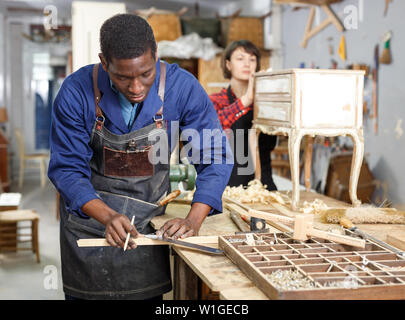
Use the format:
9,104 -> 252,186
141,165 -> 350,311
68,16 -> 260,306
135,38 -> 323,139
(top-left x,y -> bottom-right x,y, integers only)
387,235 -> 405,251
77,235 -> 218,247
247,208 -> 294,224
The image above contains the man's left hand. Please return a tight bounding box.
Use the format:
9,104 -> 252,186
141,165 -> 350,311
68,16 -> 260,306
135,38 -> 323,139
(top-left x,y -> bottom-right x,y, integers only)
156,202 -> 211,240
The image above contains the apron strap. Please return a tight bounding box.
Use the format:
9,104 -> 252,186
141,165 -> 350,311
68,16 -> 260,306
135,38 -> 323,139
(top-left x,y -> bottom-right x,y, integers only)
154,61 -> 166,129
92,61 -> 167,130
92,63 -> 105,131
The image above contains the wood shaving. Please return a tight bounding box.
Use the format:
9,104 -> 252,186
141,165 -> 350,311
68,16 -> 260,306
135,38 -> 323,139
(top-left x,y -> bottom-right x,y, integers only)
344,206 -> 405,224
301,199 -> 329,214
266,269 -> 316,291
223,179 -> 289,205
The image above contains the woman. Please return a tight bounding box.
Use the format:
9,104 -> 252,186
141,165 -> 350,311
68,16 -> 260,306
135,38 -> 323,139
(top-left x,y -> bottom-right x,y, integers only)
210,40 -> 277,190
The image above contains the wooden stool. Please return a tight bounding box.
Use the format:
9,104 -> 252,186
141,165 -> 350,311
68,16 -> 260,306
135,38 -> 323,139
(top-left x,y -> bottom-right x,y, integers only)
0,210 -> 40,263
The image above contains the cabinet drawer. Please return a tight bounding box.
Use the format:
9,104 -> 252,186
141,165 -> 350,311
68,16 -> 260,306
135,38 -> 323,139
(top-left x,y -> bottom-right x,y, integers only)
256,101 -> 291,122
255,75 -> 291,95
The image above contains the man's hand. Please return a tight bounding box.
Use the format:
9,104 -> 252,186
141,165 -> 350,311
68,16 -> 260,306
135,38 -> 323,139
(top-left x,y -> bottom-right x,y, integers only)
105,214 -> 139,249
81,199 -> 139,250
157,202 -> 211,240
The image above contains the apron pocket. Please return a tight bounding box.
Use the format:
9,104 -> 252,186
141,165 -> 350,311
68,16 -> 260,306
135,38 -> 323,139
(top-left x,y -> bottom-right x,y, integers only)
66,213 -> 106,238
103,146 -> 154,177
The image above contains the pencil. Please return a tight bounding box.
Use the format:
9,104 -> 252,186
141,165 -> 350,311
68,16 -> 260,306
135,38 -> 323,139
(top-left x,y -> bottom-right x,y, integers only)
123,215 -> 135,252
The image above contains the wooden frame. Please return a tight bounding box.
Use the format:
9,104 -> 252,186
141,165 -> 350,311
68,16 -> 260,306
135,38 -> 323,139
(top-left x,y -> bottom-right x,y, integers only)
219,231 -> 405,300
301,5 -> 344,48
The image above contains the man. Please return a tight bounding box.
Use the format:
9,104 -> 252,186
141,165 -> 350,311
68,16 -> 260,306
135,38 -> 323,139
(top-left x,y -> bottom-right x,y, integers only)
48,14 -> 233,300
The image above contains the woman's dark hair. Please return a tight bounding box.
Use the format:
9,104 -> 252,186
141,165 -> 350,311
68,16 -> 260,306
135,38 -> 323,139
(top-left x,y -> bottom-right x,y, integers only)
221,40 -> 261,79
100,14 -> 156,65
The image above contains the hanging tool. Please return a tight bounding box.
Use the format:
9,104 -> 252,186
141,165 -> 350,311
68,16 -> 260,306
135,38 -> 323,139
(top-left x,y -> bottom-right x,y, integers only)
338,35 -> 346,61
384,0 -> 392,16
144,234 -> 223,255
379,31 -> 392,65
340,217 -> 405,257
373,44 -> 379,134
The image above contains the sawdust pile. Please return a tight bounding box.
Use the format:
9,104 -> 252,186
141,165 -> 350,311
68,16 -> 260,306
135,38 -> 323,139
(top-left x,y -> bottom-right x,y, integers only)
301,199 -> 329,214
267,269 -> 316,291
223,179 -> 289,204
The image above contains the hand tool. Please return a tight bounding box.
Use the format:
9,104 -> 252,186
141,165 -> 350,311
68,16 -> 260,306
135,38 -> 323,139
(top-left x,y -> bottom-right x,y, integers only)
384,0 -> 392,16
340,217 -> 405,257
158,189 -> 181,206
223,196 -> 267,231
144,234 -> 223,255
294,214 -> 365,248
229,211 -> 250,233
225,200 -> 365,247
123,215 -> 135,251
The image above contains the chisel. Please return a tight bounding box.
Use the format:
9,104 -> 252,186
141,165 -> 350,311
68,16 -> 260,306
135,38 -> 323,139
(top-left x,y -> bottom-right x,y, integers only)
340,218 -> 405,257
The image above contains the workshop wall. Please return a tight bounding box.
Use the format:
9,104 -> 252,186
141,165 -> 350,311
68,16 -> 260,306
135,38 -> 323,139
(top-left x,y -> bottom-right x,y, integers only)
0,8 -> 5,107
281,0 -> 405,207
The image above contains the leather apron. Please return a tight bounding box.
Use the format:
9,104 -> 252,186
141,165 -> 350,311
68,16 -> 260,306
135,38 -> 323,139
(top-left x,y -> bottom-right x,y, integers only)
59,62 -> 172,300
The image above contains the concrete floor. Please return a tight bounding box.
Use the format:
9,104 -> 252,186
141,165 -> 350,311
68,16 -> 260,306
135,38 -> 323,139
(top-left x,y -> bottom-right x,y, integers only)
0,178 -> 64,300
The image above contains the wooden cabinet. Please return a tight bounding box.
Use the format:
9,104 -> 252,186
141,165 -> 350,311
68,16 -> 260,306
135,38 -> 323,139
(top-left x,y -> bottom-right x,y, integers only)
252,69 -> 365,210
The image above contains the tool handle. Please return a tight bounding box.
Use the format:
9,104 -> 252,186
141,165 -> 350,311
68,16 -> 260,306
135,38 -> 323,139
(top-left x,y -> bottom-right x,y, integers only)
222,196 -> 252,212
230,211 -> 250,232
159,190 -> 181,206
247,208 -> 294,225
309,228 -> 365,248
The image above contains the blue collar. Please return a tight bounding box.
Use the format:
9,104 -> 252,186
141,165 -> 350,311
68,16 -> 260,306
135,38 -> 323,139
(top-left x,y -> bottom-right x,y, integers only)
109,80 -> 139,129
96,59 -> 163,134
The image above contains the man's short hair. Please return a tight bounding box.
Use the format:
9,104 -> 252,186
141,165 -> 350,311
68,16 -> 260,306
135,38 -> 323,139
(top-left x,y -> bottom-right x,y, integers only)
100,14 -> 156,64
221,40 -> 261,79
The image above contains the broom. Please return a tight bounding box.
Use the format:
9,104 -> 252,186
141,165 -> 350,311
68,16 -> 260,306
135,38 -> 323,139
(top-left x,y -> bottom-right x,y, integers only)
379,31 -> 392,64
318,205 -> 405,225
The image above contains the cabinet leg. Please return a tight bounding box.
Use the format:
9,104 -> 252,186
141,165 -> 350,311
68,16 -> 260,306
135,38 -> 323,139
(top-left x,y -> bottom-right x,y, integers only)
304,136 -> 314,191
349,130 -> 364,207
250,127 -> 261,181
288,131 -> 303,211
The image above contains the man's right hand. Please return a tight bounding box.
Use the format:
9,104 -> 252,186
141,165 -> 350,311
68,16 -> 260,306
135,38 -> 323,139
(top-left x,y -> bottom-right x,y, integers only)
105,213 -> 139,249
81,199 -> 139,250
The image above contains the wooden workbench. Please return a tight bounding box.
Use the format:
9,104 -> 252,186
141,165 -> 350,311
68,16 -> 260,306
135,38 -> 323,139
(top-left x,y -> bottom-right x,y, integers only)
151,191 -> 405,300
